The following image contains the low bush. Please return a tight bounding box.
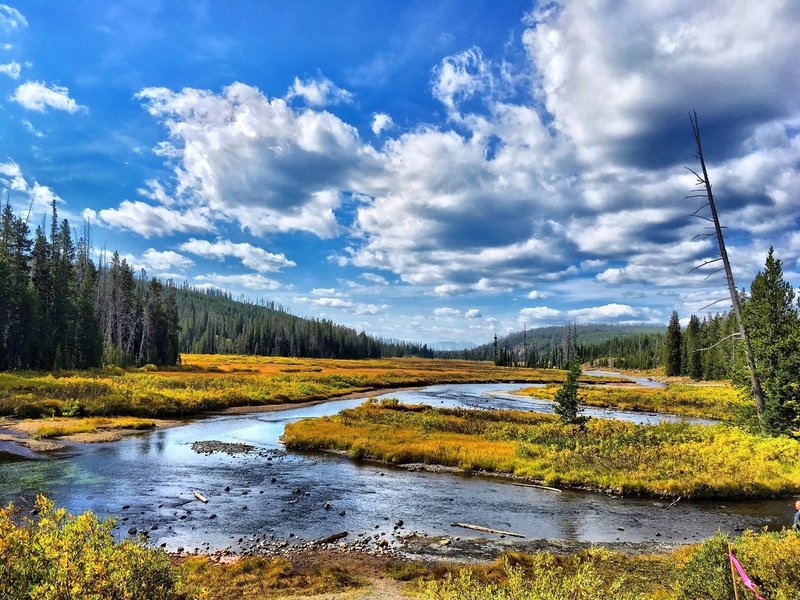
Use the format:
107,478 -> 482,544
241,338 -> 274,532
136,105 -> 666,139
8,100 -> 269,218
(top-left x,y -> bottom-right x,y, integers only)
676,530 -> 800,600
0,496 -> 196,600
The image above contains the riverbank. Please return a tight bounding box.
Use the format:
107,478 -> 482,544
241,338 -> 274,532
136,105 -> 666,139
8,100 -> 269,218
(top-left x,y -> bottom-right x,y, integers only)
284,400 -> 800,499
0,416 -> 184,454
6,492 -> 799,600
1,355 -> 630,423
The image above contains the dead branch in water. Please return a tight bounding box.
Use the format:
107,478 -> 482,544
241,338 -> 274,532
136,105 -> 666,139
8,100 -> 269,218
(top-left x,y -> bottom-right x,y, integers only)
450,522 -> 525,538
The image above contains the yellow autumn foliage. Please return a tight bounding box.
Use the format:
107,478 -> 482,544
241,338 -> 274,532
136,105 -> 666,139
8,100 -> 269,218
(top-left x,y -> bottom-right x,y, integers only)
284,402 -> 800,498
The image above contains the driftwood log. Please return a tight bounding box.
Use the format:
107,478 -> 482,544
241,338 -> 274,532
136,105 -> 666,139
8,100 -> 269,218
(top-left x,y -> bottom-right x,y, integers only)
507,482 -> 562,493
312,531 -> 349,545
450,522 -> 525,538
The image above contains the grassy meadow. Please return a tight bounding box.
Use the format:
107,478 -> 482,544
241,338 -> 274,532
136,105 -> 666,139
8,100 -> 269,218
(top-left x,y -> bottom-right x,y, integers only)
284,400 -> 800,498
0,354 -> 626,421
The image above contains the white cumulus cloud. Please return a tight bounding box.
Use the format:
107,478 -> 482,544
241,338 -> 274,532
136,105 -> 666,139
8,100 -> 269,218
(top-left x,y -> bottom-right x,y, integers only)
123,82 -> 377,238
98,201 -> 213,238
371,113 -> 394,135
287,74 -> 354,106
195,273 -> 281,291
0,4 -> 27,30
12,81 -> 85,113
179,238 -> 295,273
0,60 -> 20,78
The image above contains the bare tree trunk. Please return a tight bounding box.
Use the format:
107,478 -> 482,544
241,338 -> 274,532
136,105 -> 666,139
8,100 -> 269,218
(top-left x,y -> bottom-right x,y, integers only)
690,111 -> 765,417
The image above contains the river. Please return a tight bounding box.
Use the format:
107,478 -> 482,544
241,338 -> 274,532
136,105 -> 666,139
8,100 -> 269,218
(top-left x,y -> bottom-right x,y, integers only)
0,382 -> 790,558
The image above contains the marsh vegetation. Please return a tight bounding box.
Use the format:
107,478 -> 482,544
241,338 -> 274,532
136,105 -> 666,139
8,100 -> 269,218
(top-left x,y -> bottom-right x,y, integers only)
284,400 -> 800,498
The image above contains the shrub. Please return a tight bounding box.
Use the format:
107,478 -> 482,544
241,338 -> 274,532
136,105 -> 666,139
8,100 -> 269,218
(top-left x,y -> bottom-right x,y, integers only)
62,399 -> 81,417
676,530 -> 800,600
421,553 -> 644,600
0,496 -> 196,600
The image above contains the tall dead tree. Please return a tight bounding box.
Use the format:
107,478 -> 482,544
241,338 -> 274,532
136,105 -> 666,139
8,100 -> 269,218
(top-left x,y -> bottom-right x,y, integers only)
688,111 -> 765,417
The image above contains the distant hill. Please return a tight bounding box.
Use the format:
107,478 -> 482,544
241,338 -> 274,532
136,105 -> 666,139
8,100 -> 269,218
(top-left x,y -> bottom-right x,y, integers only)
430,341 -> 479,351
437,323 -> 664,368
174,286 -> 433,360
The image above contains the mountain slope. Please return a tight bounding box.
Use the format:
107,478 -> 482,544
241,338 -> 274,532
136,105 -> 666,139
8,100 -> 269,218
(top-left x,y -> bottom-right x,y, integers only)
174,286 -> 432,359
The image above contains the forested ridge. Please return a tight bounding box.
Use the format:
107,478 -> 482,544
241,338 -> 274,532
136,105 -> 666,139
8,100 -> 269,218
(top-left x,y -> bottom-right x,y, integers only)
174,287 -> 433,359
0,202 -> 432,370
441,324 -> 664,369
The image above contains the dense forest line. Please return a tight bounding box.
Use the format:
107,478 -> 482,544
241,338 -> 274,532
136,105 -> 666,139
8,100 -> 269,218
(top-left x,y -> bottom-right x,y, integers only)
441,324 -> 664,369
0,202 -> 180,370
0,202 -> 433,370
174,287 -> 433,359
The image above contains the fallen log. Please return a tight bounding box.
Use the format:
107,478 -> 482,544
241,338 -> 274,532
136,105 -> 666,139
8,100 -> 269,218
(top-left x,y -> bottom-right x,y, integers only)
312,531 -> 348,545
450,522 -> 525,538
507,482 -> 562,493
193,491 -> 208,504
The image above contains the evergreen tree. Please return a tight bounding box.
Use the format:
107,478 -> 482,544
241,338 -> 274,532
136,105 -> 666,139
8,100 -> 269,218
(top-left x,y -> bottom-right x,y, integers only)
741,248 -> 800,434
684,315 -> 703,379
664,311 -> 682,376
554,356 -> 586,425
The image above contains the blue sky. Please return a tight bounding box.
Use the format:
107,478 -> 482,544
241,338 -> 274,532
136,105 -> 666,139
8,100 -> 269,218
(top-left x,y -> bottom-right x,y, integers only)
1,1 -> 799,345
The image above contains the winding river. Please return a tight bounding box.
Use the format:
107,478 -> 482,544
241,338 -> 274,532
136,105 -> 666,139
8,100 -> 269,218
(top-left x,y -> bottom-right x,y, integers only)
0,382 -> 790,557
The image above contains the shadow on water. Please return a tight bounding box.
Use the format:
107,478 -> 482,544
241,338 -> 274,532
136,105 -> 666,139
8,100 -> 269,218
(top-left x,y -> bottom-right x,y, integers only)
0,383 -> 792,556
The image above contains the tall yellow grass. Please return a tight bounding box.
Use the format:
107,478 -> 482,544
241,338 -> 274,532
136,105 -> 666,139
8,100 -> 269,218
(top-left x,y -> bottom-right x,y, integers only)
518,382 -> 746,420
284,402 -> 800,498
0,355 -> 619,419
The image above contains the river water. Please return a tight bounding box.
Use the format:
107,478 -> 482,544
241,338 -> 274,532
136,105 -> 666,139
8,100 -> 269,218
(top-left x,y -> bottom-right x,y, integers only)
0,382 -> 790,556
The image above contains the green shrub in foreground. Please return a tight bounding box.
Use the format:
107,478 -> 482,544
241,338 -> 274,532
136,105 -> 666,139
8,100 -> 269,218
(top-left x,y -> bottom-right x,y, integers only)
676,530 -> 800,600
0,496 -> 197,600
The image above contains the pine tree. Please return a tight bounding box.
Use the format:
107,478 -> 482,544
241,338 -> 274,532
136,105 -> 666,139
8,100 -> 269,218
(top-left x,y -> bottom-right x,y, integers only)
742,248 -> 800,434
664,311 -> 682,376
684,315 -> 703,379
554,356 -> 586,425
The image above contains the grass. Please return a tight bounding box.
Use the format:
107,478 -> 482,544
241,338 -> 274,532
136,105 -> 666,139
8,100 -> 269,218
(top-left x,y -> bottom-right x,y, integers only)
417,548 -> 668,600
178,556 -> 364,599
414,530 -> 800,600
12,416 -> 156,439
517,381 -> 747,421
284,401 -> 800,498
0,354 -> 625,420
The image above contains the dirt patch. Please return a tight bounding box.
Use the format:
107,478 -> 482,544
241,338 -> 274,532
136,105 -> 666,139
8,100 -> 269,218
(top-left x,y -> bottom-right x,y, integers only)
0,418 -> 182,456
0,433 -> 65,452
63,429 -> 144,443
